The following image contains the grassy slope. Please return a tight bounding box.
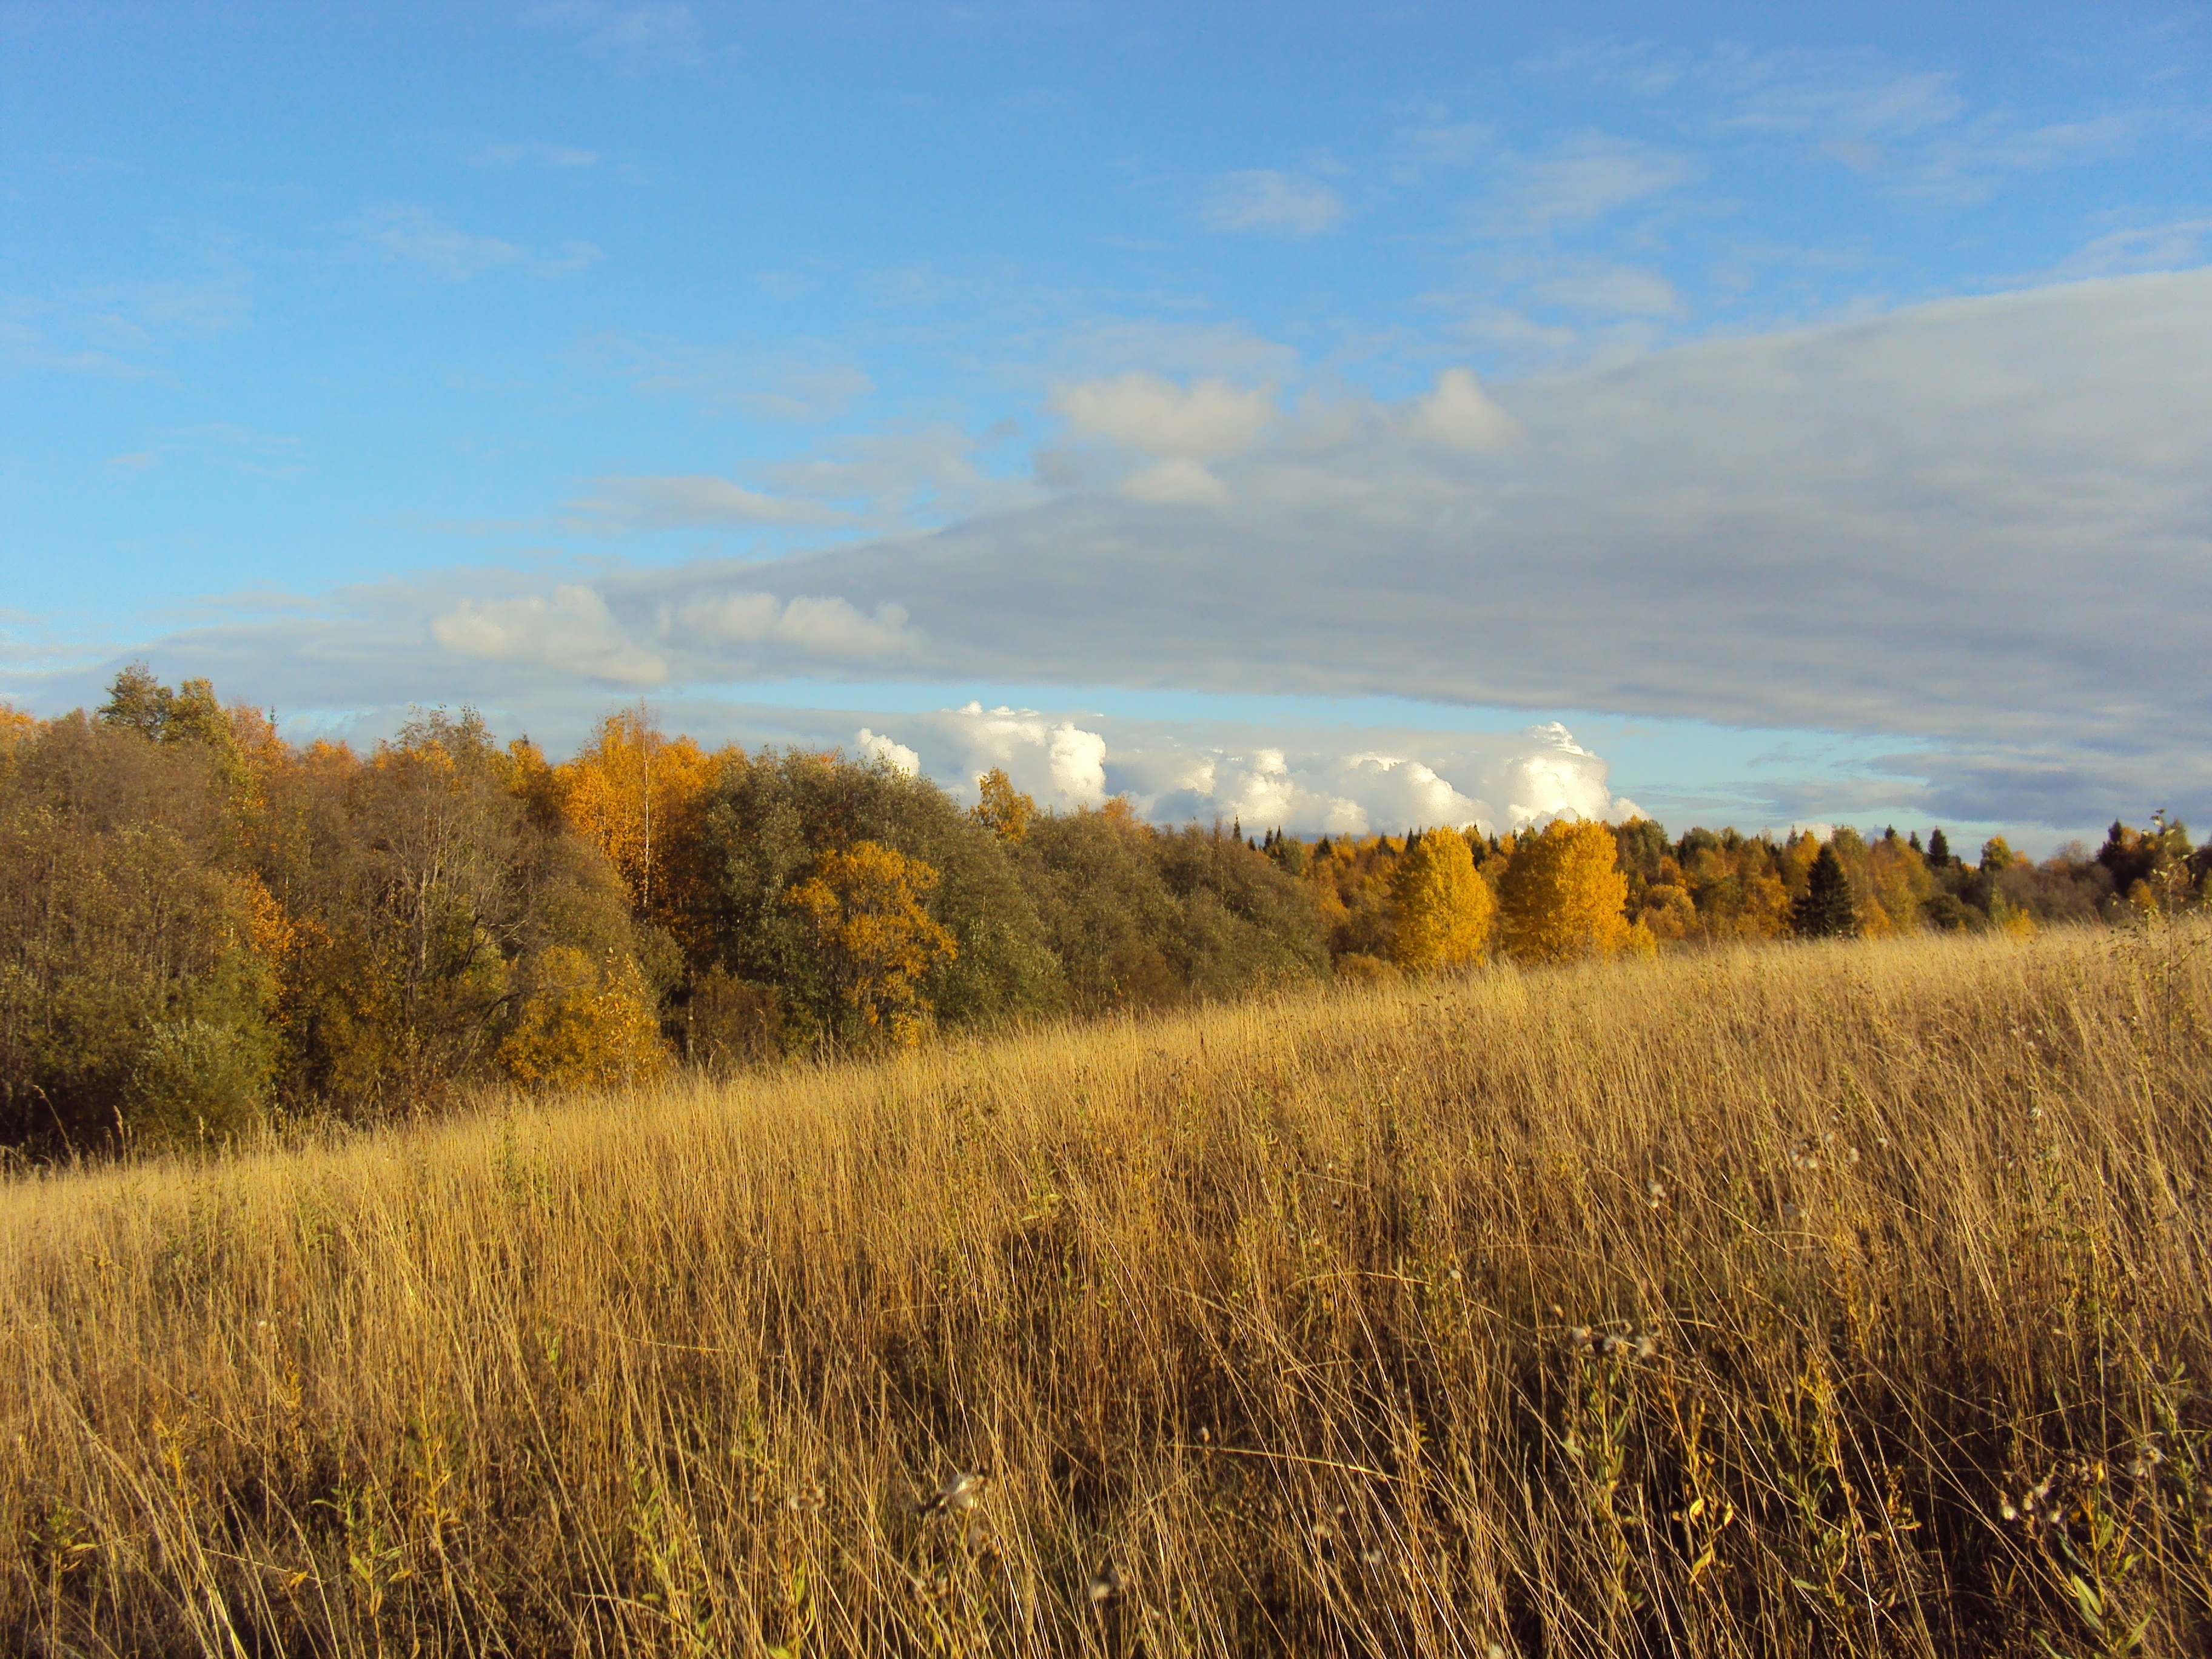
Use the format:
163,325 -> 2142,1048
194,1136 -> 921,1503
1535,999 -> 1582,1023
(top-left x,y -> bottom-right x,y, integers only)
3,925 -> 2210,1656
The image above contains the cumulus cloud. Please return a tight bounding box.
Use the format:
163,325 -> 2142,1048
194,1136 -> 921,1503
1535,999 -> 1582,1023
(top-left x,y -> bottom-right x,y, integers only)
1199,170 -> 1347,236
418,580 -> 920,686
1051,372 -> 1275,458
23,269 -> 2212,833
811,706 -> 1626,836
431,584 -> 666,685
908,703 -> 1111,807
673,592 -> 917,660
759,269 -> 2212,828
855,728 -> 920,775
1407,367 -> 1518,450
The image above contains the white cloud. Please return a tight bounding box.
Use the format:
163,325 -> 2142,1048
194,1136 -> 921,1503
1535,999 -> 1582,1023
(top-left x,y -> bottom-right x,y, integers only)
33,270 -> 2212,833
1051,372 -> 1275,458
1407,367 -> 1518,450
675,592 -> 917,660
856,728 -> 920,775
791,707 -> 1620,834
431,584 -> 666,685
927,703 -> 1111,806
1198,170 -> 1347,236
418,581 -> 923,688
1500,724 -> 1618,826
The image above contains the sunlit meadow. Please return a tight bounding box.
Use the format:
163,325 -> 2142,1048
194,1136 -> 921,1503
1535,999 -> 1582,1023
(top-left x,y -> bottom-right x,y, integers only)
4,922 -> 2208,1655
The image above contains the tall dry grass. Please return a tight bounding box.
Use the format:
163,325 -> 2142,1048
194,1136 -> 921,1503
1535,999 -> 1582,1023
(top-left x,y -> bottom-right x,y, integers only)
2,923 -> 2209,1656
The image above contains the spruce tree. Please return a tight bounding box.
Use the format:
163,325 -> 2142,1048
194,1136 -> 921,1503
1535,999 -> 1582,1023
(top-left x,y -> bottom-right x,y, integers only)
1792,844 -> 1857,938
1927,826 -> 1951,867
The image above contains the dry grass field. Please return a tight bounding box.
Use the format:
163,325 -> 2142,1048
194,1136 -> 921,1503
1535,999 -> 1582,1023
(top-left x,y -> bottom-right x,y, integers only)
3,923 -> 2209,1657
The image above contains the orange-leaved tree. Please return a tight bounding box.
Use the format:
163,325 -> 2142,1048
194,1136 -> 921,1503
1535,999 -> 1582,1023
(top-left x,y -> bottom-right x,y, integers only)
1496,817 -> 1631,965
784,840 -> 956,1045
1390,828 -> 1495,971
555,707 -> 728,950
971,767 -> 1036,845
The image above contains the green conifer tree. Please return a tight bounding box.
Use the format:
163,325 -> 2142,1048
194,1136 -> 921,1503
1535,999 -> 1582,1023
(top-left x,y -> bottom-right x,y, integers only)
1792,844 -> 1858,938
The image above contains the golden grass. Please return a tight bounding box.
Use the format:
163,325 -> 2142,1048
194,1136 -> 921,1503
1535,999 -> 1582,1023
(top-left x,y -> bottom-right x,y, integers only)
4,924 -> 2210,1656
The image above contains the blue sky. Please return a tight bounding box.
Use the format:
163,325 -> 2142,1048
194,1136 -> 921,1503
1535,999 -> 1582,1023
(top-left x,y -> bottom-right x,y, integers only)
5,2 -> 2211,845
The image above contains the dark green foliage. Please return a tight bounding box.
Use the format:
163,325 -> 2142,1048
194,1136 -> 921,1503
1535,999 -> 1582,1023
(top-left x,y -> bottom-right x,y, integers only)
1613,817 -> 1668,884
1018,816 -> 1328,1011
97,664 -> 235,751
700,749 -> 1064,1045
1018,810 -> 1186,1011
1148,825 -> 1331,998
0,717 -> 274,1150
1792,843 -> 1858,938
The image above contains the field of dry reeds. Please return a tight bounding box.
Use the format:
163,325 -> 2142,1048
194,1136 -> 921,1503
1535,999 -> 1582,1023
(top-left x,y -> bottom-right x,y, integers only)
4,922 -> 2209,1657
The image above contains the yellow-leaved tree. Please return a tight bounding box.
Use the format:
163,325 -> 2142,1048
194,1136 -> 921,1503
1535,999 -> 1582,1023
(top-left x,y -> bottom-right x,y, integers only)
1390,829 -> 1495,971
971,767 -> 1036,845
498,946 -> 668,1090
785,840 -> 957,1044
555,707 -> 729,949
1496,818 -> 1631,965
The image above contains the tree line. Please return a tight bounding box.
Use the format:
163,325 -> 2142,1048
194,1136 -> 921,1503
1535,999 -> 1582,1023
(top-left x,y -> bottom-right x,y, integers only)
2,671 -> 2204,1152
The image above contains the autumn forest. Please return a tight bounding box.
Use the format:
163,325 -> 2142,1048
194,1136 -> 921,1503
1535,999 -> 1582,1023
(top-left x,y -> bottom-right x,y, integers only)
1,668 -> 2204,1156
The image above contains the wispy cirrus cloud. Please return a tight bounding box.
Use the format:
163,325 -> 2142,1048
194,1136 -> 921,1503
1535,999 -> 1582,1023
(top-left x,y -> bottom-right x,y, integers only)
1484,132 -> 1700,236
531,0 -> 705,68
1,251 -> 253,380
2056,216 -> 2212,278
1541,39 -> 2164,205
565,475 -> 845,531
585,333 -> 876,420
1198,169 -> 1347,236
471,140 -> 600,169
349,206 -> 600,281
